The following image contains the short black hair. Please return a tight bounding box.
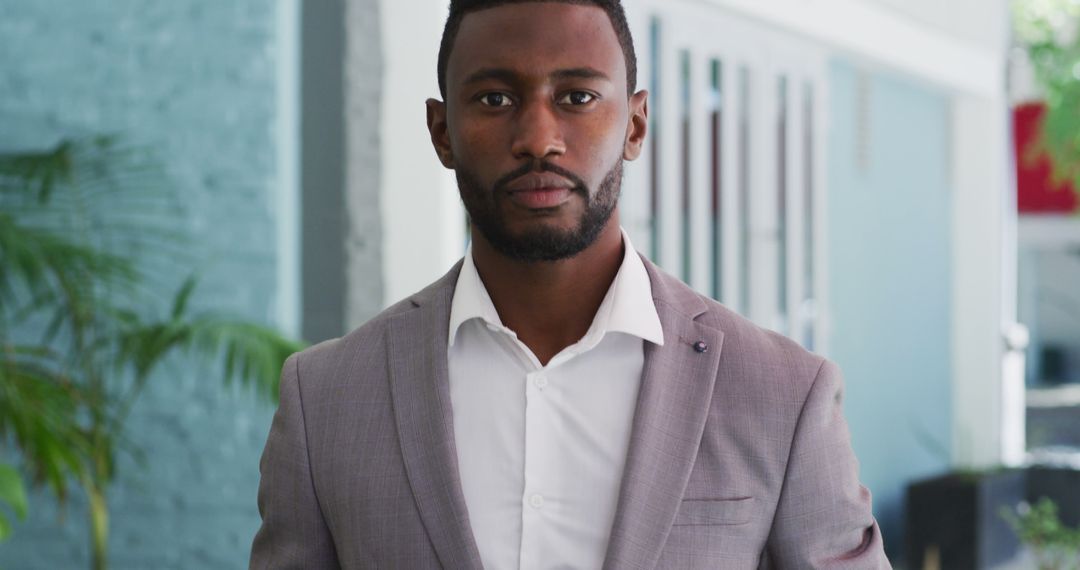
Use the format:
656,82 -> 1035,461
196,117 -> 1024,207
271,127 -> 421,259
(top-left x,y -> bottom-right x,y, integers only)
437,0 -> 638,98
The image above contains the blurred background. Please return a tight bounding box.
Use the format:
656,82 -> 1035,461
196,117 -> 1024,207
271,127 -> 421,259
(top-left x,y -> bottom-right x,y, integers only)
1,0 -> 1079,568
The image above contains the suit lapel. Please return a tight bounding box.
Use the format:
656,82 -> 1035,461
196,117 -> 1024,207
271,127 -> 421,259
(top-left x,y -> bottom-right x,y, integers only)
602,259 -> 725,570
387,262 -> 483,570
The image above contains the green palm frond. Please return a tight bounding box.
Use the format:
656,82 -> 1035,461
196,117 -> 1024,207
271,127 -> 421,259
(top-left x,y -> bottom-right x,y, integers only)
0,135 -> 304,563
114,276 -> 302,407
187,316 -> 302,403
0,138 -> 79,203
0,136 -> 189,282
0,464 -> 29,542
0,211 -> 137,326
0,344 -> 93,503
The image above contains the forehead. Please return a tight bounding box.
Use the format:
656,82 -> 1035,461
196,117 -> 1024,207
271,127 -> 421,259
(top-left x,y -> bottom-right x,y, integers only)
446,3 -> 626,89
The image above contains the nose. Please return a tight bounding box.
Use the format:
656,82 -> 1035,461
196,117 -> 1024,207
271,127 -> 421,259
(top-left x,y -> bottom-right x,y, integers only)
510,99 -> 566,161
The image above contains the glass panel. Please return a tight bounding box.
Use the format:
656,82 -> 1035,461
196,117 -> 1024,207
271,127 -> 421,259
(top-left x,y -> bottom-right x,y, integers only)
710,59 -> 723,301
1020,245 -> 1080,457
777,76 -> 789,333
738,66 -> 752,315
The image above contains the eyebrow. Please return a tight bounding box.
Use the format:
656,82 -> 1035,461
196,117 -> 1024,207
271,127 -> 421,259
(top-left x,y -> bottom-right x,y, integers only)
462,66 -> 611,86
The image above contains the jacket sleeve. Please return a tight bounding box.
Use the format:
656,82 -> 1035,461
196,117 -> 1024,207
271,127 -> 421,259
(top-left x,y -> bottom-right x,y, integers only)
761,359 -> 892,569
250,353 -> 341,569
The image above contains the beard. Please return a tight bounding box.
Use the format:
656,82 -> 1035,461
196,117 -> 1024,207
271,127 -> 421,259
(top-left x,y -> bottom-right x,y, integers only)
455,160 -> 622,263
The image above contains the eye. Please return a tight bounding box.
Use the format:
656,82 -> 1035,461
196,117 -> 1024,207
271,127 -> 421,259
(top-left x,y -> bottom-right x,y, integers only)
479,92 -> 513,107
558,91 -> 597,105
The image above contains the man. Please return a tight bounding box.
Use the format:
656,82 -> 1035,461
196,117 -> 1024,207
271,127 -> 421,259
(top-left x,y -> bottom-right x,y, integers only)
250,1 -> 890,568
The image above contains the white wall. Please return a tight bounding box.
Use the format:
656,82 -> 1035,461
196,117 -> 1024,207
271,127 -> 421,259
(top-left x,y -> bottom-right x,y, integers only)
869,0 -> 1010,53
694,0 -> 1006,97
377,0 -> 465,308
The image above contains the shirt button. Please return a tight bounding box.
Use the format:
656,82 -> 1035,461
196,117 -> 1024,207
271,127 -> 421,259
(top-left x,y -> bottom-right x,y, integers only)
533,373 -> 549,389
528,494 -> 545,509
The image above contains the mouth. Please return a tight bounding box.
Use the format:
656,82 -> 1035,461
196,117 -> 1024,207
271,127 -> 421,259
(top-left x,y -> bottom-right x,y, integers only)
507,187 -> 573,209
504,173 -> 577,210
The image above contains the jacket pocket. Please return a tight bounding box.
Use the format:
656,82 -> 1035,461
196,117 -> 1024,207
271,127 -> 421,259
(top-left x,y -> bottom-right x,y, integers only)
672,497 -> 754,526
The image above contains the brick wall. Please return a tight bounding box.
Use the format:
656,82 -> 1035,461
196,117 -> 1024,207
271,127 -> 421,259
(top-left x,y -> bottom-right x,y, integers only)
0,0 -> 381,566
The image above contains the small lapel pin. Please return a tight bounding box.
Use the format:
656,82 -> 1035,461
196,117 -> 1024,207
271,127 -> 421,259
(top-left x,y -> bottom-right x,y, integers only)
693,340 -> 709,354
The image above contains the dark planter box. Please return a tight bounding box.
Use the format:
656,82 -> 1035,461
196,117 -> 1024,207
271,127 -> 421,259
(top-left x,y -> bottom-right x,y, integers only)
1026,466 -> 1080,527
905,470 -> 1025,570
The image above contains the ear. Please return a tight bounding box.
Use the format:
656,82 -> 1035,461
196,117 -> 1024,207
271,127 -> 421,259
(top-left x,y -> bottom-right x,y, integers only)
426,98 -> 456,169
622,89 -> 648,161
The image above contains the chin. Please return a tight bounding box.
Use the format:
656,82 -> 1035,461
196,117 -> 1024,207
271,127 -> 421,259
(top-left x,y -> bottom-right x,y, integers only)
507,217 -> 581,237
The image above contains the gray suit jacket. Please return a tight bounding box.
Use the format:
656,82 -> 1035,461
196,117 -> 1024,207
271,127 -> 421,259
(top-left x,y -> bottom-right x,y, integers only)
250,256 -> 891,569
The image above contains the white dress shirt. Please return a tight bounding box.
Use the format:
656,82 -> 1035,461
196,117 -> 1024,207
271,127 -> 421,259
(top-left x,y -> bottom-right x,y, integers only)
447,230 -> 664,570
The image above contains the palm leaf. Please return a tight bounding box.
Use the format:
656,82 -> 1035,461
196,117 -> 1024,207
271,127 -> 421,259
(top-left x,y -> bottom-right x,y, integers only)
0,464 -> 28,542
0,139 -> 76,203
0,212 -> 136,314
113,279 -> 303,406
0,346 -> 93,503
0,134 -> 304,565
186,316 -> 303,403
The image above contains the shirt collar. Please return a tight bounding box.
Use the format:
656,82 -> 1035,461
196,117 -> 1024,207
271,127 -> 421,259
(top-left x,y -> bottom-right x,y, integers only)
448,228 -> 664,348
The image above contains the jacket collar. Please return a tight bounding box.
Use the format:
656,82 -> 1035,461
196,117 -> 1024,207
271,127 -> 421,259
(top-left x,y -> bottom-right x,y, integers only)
447,231 -> 665,350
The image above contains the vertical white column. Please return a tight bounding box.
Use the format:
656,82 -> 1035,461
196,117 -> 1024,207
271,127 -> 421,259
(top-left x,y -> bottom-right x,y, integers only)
378,0 -> 465,308
1000,94 -> 1026,467
951,93 -> 1010,468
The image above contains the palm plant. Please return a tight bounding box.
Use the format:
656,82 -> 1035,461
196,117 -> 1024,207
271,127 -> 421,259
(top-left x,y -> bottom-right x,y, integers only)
0,136 -> 303,569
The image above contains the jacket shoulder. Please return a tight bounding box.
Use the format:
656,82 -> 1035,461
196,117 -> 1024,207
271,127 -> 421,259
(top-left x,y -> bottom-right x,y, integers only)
291,261 -> 462,380
644,259 -> 826,387
291,296 -> 416,378
704,297 -> 824,375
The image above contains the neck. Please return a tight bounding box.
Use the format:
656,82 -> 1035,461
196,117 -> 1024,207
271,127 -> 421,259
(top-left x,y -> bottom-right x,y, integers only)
470,216 -> 624,365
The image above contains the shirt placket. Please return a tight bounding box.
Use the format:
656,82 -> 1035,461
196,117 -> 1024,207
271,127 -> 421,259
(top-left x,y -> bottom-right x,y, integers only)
518,363 -> 560,570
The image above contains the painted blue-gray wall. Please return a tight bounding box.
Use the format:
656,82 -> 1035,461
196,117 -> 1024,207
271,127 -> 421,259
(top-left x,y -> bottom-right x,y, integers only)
0,1 -> 286,567
826,61 -> 953,560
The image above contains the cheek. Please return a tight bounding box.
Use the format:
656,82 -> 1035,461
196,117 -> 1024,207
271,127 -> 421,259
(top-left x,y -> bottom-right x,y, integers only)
450,118 -> 505,162
565,112 -> 628,172
576,107 -> 628,148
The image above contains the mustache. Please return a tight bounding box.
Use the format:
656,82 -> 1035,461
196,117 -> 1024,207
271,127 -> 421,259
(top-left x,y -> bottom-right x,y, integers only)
492,162 -> 589,195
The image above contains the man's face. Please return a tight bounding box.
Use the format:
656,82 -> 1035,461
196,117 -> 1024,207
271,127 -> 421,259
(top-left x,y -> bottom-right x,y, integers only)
428,2 -> 647,262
